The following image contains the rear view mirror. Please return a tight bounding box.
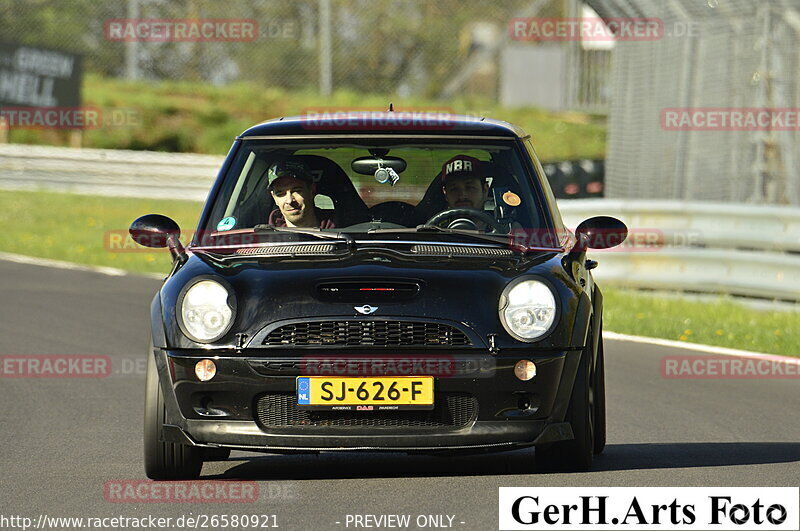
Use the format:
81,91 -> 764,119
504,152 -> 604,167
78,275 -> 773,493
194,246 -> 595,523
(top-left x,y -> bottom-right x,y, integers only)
351,156 -> 407,175
575,216 -> 628,250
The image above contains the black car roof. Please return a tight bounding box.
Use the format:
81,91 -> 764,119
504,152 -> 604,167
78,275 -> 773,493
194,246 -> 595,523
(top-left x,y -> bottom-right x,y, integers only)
237,113 -> 528,139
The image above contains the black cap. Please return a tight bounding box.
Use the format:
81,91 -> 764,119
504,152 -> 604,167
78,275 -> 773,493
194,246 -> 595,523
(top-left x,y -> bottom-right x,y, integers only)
267,158 -> 314,189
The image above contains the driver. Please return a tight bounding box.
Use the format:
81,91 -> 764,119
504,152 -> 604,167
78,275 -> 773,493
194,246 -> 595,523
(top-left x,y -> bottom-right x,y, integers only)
267,158 -> 336,229
441,154 -> 488,210
437,154 -> 517,233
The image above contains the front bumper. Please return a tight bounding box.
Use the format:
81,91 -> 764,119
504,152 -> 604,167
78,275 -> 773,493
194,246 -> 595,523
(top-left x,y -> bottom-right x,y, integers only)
152,346 -> 581,452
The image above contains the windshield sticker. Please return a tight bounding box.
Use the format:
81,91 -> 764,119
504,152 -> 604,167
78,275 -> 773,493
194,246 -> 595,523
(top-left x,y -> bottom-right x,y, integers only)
216,216 -> 236,231
502,191 -> 522,207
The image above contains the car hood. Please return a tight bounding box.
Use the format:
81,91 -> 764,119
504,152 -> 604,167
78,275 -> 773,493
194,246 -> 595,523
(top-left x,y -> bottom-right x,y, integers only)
158,246 -> 586,351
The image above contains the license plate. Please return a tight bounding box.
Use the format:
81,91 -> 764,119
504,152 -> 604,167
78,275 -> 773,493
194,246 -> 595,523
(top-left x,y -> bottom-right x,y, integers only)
296,376 -> 434,410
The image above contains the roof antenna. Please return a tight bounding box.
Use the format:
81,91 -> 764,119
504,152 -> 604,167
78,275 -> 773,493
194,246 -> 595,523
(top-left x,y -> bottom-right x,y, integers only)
388,103 -> 394,112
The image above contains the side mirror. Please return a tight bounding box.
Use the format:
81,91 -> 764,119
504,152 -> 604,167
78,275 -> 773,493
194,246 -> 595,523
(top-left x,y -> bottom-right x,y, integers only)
575,216 -> 628,250
129,214 -> 186,262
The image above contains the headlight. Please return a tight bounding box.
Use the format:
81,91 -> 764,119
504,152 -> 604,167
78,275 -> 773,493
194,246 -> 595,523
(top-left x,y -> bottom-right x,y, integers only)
179,279 -> 234,343
499,279 -> 557,341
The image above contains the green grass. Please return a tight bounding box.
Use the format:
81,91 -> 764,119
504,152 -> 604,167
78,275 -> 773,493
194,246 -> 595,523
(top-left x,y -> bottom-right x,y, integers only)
603,289 -> 799,357
0,190 -> 202,274
6,74 -> 606,162
1,190 -> 796,356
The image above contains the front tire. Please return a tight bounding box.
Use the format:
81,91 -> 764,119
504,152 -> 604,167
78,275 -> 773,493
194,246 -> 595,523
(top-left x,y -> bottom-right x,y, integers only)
144,347 -> 203,480
536,329 -> 595,472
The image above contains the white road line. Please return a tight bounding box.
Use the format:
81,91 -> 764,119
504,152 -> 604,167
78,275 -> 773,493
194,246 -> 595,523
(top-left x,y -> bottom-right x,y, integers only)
0,251 -> 163,279
605,331 -> 800,365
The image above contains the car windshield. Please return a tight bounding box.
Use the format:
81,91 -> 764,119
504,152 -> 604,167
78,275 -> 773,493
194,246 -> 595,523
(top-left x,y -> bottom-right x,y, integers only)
199,137 -> 553,246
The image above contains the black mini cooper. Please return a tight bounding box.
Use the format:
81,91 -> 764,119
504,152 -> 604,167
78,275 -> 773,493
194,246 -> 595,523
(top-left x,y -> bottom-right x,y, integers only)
130,113 -> 627,479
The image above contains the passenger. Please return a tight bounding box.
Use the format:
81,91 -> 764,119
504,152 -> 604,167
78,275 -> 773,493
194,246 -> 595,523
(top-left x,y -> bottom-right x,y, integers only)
266,158 -> 336,228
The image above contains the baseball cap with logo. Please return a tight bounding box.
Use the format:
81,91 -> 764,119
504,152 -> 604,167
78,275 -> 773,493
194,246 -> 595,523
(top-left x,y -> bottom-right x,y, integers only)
441,154 -> 485,185
267,158 -> 314,189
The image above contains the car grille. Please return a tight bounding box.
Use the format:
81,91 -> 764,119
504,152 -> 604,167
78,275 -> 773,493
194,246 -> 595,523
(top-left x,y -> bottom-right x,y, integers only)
262,320 -> 470,347
255,393 -> 478,429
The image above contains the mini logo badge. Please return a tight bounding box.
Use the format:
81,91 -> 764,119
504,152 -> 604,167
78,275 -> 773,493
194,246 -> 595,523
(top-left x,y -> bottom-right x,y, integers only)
354,305 -> 378,315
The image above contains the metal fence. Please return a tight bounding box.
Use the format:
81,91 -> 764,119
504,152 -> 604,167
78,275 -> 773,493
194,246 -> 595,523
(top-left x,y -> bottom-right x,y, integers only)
587,0 -> 800,206
2,0 -> 543,99
2,0 -> 610,109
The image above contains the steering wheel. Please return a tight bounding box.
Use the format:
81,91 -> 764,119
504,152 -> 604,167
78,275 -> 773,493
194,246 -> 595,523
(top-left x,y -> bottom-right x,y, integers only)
425,208 -> 505,233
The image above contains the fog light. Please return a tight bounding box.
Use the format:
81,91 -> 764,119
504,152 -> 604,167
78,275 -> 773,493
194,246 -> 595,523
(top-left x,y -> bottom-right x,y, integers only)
195,359 -> 216,381
514,360 -> 536,381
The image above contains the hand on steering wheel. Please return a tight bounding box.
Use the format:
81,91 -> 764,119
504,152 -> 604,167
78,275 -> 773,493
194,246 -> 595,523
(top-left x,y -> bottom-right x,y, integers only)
425,208 -> 505,233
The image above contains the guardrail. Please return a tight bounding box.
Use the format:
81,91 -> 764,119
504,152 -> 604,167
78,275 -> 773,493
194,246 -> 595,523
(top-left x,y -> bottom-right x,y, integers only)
560,200 -> 800,302
0,143 -> 221,201
1,144 -> 798,302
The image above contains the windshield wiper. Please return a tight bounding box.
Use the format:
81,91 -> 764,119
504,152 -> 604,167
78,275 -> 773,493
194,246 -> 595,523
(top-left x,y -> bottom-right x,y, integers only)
252,225 -> 355,248
369,225 -> 511,246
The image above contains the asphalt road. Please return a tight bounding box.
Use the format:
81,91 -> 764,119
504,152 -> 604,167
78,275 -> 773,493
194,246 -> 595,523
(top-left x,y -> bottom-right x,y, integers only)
1,259 -> 798,530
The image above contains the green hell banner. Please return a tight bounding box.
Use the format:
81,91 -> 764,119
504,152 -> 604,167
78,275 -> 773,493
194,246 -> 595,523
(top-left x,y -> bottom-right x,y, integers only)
0,42 -> 83,109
